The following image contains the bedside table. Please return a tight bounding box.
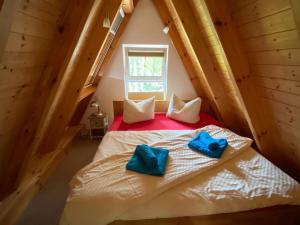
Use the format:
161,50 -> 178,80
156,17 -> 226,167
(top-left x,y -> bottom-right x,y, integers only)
88,113 -> 108,139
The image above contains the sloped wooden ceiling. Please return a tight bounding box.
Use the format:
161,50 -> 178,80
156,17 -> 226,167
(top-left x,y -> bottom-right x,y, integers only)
1,1 -> 136,224
226,0 -> 300,177
155,0 -> 300,179
153,0 -> 252,137
1,0 -> 300,223
0,0 -> 73,188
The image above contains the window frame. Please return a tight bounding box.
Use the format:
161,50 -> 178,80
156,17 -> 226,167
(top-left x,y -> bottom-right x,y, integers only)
123,44 -> 168,100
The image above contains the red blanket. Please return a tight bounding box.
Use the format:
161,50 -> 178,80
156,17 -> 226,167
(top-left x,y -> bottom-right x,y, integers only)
109,113 -> 223,131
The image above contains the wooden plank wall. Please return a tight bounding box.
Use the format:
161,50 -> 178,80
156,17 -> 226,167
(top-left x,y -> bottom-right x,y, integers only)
0,0 -> 70,184
228,0 -> 300,173
188,0 -> 251,136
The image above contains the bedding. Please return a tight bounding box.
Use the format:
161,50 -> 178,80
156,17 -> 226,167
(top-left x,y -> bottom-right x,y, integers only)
123,97 -> 155,124
60,126 -> 300,225
126,144 -> 169,176
166,94 -> 201,123
109,112 -> 222,131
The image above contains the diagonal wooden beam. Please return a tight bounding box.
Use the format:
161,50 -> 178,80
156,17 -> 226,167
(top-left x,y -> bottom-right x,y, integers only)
153,0 -> 205,98
0,125 -> 82,225
0,0 -> 95,199
1,0 -> 122,199
70,0 -> 139,125
153,0 -> 223,119
164,0 -> 252,136
203,0 -> 300,178
122,0 -> 134,13
92,0 -> 139,85
24,0 -> 122,162
202,0 -> 281,149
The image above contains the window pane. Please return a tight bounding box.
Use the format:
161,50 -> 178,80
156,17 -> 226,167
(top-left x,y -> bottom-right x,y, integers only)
128,81 -> 164,92
128,56 -> 163,77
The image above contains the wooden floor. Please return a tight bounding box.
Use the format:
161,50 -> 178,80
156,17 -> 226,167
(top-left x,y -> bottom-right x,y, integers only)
16,137 -> 99,225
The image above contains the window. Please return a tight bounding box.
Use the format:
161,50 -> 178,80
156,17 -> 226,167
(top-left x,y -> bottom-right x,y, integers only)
123,44 -> 168,100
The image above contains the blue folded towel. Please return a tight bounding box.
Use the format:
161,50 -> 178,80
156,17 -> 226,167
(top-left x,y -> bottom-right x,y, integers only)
135,144 -> 158,168
126,144 -> 169,176
188,131 -> 228,158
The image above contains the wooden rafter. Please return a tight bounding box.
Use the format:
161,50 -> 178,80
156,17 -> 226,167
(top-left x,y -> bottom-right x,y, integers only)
1,1 -> 139,223
201,0 -> 274,150
162,0 -> 252,136
203,0 -> 300,178
21,0 -> 122,174
153,0 -> 206,98
92,0 -> 139,85
0,0 -> 95,199
122,0 -> 134,14
70,0 -> 139,126
0,125 -> 82,225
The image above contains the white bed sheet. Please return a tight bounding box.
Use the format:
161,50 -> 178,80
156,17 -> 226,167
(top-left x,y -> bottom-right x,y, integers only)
61,126 -> 300,225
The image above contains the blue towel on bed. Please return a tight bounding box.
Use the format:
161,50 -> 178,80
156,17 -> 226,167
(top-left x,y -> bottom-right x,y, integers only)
135,144 -> 158,168
188,131 -> 228,158
126,144 -> 169,176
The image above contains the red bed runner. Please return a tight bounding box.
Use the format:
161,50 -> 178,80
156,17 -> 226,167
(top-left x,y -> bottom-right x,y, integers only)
109,112 -> 223,131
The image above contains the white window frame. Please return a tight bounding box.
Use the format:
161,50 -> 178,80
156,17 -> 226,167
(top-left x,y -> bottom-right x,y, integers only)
123,44 -> 168,100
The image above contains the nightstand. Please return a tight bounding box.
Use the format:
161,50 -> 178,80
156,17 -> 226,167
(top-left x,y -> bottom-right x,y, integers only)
88,113 -> 108,139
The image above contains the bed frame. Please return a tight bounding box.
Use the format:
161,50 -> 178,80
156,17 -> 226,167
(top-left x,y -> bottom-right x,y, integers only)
113,98 -> 214,116
109,205 -> 300,225
111,99 -> 300,225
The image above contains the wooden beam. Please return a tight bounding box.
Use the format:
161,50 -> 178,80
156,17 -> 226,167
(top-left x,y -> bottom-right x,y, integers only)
165,0 -> 252,136
71,0 -> 139,126
202,0 -> 299,174
0,125 -> 82,225
77,85 -> 97,103
0,0 -> 94,199
153,0 -> 205,98
153,0 -> 223,122
19,0 -> 121,178
121,0 -> 134,13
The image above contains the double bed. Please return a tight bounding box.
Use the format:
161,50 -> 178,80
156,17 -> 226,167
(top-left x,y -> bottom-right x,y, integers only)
60,100 -> 300,225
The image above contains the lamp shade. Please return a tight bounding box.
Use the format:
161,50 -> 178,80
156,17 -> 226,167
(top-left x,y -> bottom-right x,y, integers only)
162,21 -> 172,34
162,26 -> 170,34
103,16 -> 110,28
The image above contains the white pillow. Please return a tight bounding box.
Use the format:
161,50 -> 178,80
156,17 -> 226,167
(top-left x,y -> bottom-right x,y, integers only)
166,94 -> 201,123
123,97 -> 155,124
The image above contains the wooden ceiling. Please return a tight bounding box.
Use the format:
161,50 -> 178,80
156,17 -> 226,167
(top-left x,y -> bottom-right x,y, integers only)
0,0 -> 300,224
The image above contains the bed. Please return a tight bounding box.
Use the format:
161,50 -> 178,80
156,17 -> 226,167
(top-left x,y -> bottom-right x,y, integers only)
60,100 -> 300,225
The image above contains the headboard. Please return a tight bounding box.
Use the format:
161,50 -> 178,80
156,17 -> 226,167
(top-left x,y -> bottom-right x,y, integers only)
113,98 -> 214,117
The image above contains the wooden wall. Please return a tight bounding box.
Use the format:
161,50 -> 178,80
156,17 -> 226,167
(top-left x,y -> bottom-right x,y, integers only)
189,0 -> 251,136
0,0 -> 70,181
228,0 -> 300,173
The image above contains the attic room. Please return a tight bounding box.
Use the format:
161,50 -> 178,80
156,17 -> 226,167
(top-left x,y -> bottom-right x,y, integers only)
0,0 -> 300,224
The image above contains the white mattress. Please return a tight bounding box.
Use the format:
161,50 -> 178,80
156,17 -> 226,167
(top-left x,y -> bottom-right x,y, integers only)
61,126 -> 300,225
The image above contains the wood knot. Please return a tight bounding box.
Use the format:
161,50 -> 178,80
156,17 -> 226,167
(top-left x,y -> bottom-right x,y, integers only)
214,20 -> 223,26
51,77 -> 57,85
261,131 -> 267,136
58,25 -> 65,33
